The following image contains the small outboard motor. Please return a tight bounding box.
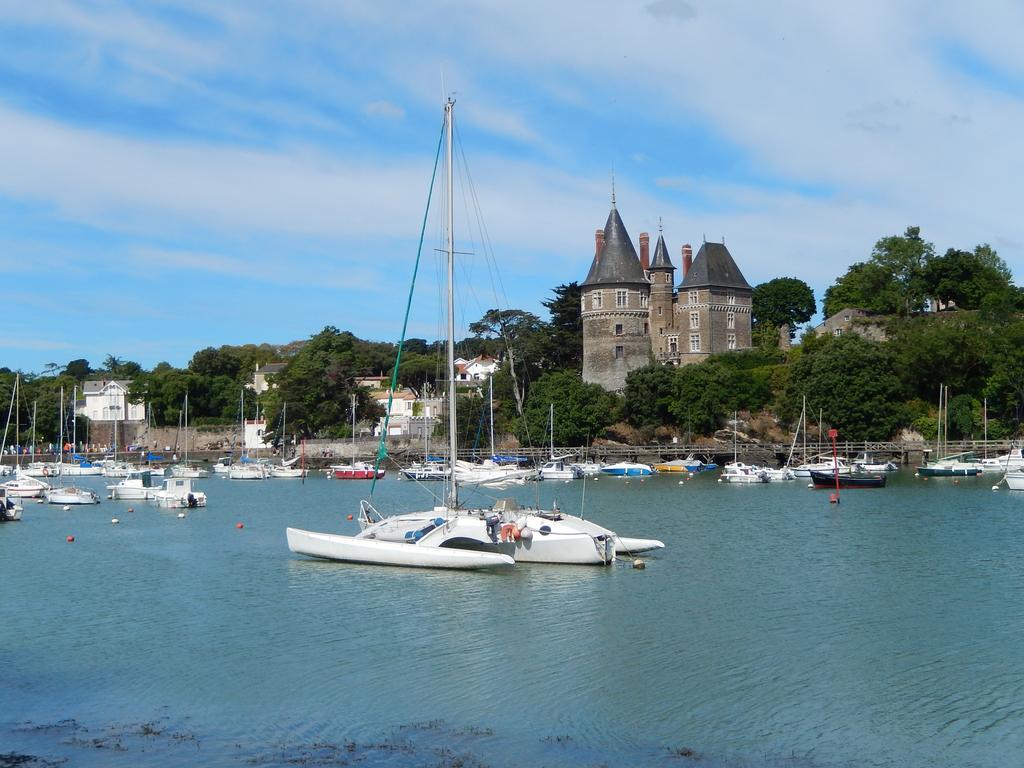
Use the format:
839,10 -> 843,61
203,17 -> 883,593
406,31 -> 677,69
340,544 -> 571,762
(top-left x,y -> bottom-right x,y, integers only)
187,493 -> 198,508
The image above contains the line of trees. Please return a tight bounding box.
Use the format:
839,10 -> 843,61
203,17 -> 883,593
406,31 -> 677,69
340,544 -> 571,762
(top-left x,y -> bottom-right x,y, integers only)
2,226 -> 1021,448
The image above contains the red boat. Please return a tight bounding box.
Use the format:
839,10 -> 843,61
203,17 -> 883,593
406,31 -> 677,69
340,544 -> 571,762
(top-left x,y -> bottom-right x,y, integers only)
329,462 -> 385,480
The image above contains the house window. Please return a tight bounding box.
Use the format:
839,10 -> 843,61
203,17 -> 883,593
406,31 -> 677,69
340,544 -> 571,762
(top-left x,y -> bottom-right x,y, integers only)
727,311 -> 735,329
616,289 -> 628,307
614,323 -> 624,336
689,311 -> 699,329
639,292 -> 648,308
592,292 -> 603,309
690,334 -> 700,352
688,290 -> 698,305
614,345 -> 624,359
727,333 -> 737,350
668,336 -> 678,354
727,291 -> 736,305
834,328 -> 843,337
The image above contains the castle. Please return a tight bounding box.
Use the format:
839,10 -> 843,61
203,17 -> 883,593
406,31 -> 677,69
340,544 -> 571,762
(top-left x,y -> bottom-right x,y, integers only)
581,199 -> 753,391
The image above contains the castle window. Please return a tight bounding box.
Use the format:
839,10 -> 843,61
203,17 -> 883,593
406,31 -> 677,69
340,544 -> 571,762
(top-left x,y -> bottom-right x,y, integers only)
592,292 -> 603,309
657,306 -> 663,316
616,289 -> 627,307
688,290 -> 698,305
689,334 -> 700,352
614,345 -> 624,359
689,311 -> 699,329
727,333 -> 737,350
668,336 -> 678,354
727,291 -> 736,305
639,292 -> 648,308
727,311 -> 735,329
614,323 -> 623,336
643,322 -> 649,335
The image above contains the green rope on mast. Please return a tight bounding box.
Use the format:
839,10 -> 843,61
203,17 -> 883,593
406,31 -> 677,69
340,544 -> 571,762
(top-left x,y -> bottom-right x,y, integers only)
369,122 -> 445,496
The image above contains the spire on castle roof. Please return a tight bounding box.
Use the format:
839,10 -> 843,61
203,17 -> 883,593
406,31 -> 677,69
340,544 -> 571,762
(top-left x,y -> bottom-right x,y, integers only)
582,205 -> 647,287
649,232 -> 675,270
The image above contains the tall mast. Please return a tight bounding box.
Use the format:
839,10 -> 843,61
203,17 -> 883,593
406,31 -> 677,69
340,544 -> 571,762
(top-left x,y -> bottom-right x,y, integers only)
72,385 -> 77,455
184,392 -> 189,463
58,386 -> 64,467
488,376 -> 495,459
445,97 -> 458,509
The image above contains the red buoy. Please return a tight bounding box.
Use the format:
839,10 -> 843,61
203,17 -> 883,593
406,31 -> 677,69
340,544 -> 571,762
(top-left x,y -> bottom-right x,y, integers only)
829,493 -> 839,505
66,535 -> 75,542
127,507 -> 134,513
346,514 -> 353,520
236,522 -> 244,529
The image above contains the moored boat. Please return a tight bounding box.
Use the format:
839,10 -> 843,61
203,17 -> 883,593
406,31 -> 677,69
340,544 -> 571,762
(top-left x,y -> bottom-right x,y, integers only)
153,477 -> 207,508
600,461 -> 653,477
809,470 -> 887,488
329,461 -> 385,480
47,486 -> 101,504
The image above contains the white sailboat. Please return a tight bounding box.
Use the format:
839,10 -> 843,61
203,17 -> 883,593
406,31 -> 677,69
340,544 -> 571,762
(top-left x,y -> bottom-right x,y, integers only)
539,404 -> 583,480
454,377 -> 536,486
2,376 -> 52,498
269,404 -> 307,478
228,390 -> 267,480
172,393 -> 209,478
287,99 -> 662,569
46,387 -> 100,505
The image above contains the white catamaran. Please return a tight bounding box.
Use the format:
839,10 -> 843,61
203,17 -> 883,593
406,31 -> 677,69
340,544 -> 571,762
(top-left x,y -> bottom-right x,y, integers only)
287,99 -> 662,570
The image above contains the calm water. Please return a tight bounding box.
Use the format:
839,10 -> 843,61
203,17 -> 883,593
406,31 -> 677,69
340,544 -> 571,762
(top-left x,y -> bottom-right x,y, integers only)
2,469 -> 1023,767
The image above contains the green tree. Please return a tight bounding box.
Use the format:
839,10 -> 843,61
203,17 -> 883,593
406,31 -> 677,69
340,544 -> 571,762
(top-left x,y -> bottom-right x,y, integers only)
923,247 -> 1014,310
786,334 -> 907,440
61,359 -> 93,380
623,365 -> 677,430
539,282 -> 583,371
752,277 -> 816,339
521,371 -> 619,446
822,260 -> 892,317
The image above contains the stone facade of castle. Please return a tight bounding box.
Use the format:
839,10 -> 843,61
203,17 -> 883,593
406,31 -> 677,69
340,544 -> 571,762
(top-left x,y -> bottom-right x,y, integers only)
581,202 -> 753,391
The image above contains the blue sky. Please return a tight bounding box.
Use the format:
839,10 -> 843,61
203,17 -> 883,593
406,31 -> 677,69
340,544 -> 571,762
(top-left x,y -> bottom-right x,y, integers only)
1,1 -> 1023,373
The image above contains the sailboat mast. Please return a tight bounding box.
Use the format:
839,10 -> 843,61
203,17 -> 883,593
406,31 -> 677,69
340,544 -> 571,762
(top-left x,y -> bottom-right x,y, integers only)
58,386 -> 64,467
72,385 -> 77,454
488,376 -> 495,459
444,97 -> 458,509
184,392 -> 189,463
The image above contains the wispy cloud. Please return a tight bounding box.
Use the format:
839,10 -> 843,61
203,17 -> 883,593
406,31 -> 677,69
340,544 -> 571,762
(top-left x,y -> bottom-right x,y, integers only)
364,100 -> 405,119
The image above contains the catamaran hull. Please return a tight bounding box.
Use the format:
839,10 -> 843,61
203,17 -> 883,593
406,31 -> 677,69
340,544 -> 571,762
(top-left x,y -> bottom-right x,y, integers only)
1004,472 -> 1024,490
286,527 -> 514,569
614,536 -> 665,554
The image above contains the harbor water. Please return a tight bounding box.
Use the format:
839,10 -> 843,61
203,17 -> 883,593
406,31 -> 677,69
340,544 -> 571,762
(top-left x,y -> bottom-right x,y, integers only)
2,469 -> 1023,767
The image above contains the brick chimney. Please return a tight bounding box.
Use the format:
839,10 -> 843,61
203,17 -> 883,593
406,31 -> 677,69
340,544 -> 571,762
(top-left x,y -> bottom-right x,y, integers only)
595,229 -> 604,262
639,232 -> 650,271
682,244 -> 693,276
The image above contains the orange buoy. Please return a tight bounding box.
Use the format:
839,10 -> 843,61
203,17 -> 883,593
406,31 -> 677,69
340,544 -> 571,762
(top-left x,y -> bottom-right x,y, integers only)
66,535 -> 75,542
829,493 -> 839,504
236,522 -> 244,529
127,507 -> 134,513
346,514 -> 353,520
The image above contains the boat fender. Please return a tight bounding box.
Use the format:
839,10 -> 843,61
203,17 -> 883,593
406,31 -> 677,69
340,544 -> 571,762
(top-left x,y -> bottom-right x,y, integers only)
500,523 -> 517,542
518,526 -> 533,541
42,467 -> 49,477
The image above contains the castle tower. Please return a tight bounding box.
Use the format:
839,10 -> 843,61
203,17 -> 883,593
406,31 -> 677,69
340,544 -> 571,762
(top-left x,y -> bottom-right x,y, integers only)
675,241 -> 752,364
581,204 -> 651,391
648,228 -> 677,363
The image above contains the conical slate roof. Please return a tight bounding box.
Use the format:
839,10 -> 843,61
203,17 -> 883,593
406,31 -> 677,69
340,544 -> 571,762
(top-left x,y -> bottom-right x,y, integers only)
582,206 -> 648,287
678,242 -> 750,290
649,233 -> 674,270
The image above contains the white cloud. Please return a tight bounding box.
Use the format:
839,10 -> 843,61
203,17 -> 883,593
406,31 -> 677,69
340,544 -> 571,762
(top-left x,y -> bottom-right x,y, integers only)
364,100 -> 406,119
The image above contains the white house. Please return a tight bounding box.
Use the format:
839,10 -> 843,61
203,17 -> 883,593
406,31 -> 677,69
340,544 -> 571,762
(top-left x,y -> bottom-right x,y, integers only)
454,354 -> 499,383
251,362 -> 287,395
244,418 -> 271,449
77,380 -> 146,422
372,387 -> 443,438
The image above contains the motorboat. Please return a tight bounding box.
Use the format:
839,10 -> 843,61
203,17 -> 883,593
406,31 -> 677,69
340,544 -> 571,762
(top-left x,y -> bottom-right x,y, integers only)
400,460 -> 449,481
979,447 -> 1024,473
792,455 -> 853,477
287,100 -> 664,570
851,452 -> 899,472
329,461 -> 385,480
57,459 -> 105,476
599,461 -> 653,477
46,485 -> 101,505
453,459 -> 534,486
538,457 -> 583,480
107,470 -> 160,500
0,487 -> 22,521
3,471 -> 52,498
570,460 -> 604,476
718,462 -> 769,483
153,477 -> 207,508
762,466 -> 796,481
21,461 -> 60,478
228,461 -> 268,480
653,458 -> 690,473
1003,471 -> 1024,490
213,457 -> 234,474
171,464 -> 209,478
102,460 -> 141,478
